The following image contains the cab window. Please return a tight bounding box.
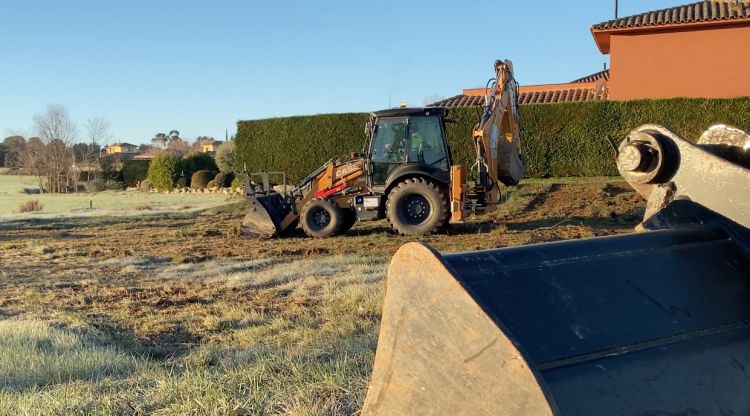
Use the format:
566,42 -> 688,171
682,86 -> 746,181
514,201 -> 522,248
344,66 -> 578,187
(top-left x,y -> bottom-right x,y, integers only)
371,117 -> 407,164
408,116 -> 448,170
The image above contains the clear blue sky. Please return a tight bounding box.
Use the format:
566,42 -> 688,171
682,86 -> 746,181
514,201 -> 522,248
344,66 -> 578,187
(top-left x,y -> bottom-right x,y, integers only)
1,0 -> 680,144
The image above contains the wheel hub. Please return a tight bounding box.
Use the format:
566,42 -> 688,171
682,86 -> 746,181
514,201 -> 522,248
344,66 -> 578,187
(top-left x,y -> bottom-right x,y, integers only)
312,209 -> 331,228
402,194 -> 430,224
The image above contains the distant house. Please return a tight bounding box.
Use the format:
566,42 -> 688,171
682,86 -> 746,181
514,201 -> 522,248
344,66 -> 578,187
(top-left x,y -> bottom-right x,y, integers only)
592,0 -> 750,100
198,139 -> 224,153
103,143 -> 139,155
432,0 -> 750,108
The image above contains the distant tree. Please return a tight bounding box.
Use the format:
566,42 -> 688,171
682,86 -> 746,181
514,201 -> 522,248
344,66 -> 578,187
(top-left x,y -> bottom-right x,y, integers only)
167,137 -> 191,156
98,154 -> 117,182
215,140 -> 235,172
192,136 -> 214,151
35,105 -> 77,144
152,130 -> 185,153
72,143 -> 101,164
83,117 -> 111,182
2,136 -> 26,168
29,105 -> 78,193
17,137 -> 45,191
151,132 -> 168,148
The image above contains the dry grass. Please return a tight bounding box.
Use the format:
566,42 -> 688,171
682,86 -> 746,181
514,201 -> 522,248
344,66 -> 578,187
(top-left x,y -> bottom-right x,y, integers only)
0,320 -> 144,391
0,179 -> 645,414
17,200 -> 43,213
0,174 -> 233,220
0,254 -> 386,415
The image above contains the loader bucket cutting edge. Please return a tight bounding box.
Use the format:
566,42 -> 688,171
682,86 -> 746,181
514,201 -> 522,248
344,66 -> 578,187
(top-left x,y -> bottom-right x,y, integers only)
241,194 -> 293,238
363,224 -> 750,415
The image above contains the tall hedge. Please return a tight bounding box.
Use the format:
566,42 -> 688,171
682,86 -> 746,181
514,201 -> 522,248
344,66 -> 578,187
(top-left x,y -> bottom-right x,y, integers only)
236,113 -> 368,181
236,98 -> 750,182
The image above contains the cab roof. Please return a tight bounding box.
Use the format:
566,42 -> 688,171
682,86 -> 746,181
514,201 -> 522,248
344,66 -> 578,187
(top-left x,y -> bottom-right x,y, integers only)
371,107 -> 449,118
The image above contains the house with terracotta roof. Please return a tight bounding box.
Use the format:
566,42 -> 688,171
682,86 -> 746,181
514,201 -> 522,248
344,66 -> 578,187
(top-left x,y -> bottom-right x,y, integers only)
197,138 -> 224,153
433,0 -> 750,107
102,142 -> 138,155
592,0 -> 750,100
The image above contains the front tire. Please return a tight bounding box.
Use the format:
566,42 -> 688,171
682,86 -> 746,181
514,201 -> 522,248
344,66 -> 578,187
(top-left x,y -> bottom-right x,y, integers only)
301,199 -> 342,238
386,178 -> 448,236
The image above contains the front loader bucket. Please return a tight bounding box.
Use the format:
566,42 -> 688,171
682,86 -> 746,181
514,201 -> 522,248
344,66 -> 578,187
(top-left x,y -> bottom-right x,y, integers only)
363,221 -> 750,415
241,193 -> 294,238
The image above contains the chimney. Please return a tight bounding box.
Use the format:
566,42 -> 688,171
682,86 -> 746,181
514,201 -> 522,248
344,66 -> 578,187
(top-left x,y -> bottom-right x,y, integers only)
614,0 -> 619,19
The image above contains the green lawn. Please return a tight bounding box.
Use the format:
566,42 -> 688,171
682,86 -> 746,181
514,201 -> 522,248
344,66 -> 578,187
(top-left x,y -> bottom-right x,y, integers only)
0,175 -> 235,220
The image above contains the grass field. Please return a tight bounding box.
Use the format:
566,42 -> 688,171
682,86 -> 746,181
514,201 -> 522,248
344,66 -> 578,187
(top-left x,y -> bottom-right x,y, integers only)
0,178 -> 645,415
0,175 -> 233,220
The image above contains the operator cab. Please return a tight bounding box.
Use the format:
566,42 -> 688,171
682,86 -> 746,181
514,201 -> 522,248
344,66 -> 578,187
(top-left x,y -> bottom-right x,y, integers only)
367,107 -> 452,186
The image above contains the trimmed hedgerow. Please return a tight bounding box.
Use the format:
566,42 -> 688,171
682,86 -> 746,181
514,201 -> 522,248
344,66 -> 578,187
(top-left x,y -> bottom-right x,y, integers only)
191,170 -> 214,189
121,159 -> 151,187
236,98 -> 750,182
179,153 -> 217,186
214,171 -> 235,188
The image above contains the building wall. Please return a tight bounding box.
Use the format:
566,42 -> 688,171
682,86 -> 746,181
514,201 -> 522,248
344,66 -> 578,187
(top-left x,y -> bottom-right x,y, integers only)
105,145 -> 137,154
609,25 -> 750,100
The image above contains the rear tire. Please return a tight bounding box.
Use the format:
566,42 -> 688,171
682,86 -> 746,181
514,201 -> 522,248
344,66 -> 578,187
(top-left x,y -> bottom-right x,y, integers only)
301,199 -> 342,238
386,178 -> 448,236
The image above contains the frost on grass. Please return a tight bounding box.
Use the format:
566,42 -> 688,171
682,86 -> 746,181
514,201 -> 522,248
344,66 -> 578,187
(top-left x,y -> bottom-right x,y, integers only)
159,258 -> 282,282
95,256 -> 170,274
0,319 -> 144,391
0,257 -> 389,414
149,256 -> 388,414
158,255 -> 386,290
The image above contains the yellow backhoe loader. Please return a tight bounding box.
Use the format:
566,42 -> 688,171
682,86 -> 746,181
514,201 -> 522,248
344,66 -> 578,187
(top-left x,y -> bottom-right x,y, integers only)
362,123 -> 750,415
241,59 -> 525,238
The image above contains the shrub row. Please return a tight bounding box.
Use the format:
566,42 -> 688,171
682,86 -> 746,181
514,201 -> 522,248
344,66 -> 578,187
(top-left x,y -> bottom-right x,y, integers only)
236,98 -> 750,182
146,152 -> 219,190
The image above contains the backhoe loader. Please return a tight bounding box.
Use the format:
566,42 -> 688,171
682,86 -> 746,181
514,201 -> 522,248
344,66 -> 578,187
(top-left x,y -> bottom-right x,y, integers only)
362,123 -> 750,415
241,59 -> 525,238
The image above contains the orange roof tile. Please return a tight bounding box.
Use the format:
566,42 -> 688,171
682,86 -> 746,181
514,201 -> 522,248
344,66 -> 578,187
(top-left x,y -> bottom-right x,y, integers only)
592,0 -> 750,32
571,69 -> 610,84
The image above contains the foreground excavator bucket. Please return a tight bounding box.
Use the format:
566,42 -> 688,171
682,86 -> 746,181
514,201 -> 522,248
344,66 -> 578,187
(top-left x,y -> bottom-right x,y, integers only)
363,124 -> 750,415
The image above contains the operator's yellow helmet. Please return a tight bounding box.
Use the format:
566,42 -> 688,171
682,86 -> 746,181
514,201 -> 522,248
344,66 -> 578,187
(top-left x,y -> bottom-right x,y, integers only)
399,101 -> 407,108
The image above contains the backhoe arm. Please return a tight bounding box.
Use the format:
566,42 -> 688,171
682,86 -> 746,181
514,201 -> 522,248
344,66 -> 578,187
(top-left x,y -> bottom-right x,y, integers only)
451,60 -> 526,222
473,60 -> 526,199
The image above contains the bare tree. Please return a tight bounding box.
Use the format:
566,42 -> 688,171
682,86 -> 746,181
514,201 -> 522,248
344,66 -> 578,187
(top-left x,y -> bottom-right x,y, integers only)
17,137 -> 46,191
83,117 -> 111,182
167,137 -> 191,156
35,105 -> 77,145
32,105 -> 78,193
